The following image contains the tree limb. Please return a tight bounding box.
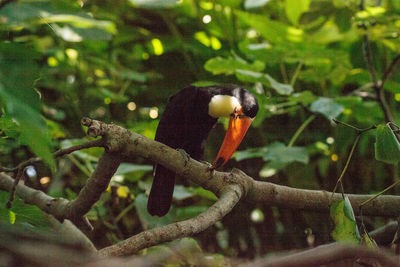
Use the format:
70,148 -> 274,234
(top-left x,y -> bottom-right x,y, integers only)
3,118 -> 400,257
80,118 -> 400,217
243,243 -> 400,267
0,173 -> 70,221
98,184 -> 242,257
64,152 -> 121,225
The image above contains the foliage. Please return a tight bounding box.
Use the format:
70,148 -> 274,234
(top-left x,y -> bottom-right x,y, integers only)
1,0 -> 400,261
330,196 -> 360,244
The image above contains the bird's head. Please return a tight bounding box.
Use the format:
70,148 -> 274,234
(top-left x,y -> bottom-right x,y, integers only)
207,86 -> 258,169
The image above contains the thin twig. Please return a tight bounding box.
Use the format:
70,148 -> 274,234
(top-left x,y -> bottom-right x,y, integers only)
6,167 -> 24,208
0,138 -> 104,173
0,0 -> 16,9
360,180 -> 400,207
362,28 -> 394,122
381,54 -> 400,89
288,114 -> 315,147
330,134 -> 361,201
1,138 -> 105,208
332,119 -> 376,134
290,61 -> 303,87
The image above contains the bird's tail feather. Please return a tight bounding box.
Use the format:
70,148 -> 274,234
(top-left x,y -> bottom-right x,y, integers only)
147,165 -> 175,216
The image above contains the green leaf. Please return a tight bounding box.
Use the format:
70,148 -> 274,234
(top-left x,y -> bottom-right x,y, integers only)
236,70 -> 293,95
128,0 -> 180,9
285,0 -> 311,26
0,116 -> 20,138
135,194 -> 172,229
259,161 -> 288,178
0,44 -> 55,169
233,147 -> 267,161
115,163 -> 153,176
8,210 -> 16,224
310,97 -> 344,119
288,91 -> 318,105
204,56 -> 265,75
374,124 -> 400,164
0,2 -> 116,34
0,192 -> 50,227
363,233 -> 378,248
264,142 -> 309,164
193,187 -> 218,201
52,25 -> 112,42
235,10 -> 303,43
330,197 -> 360,243
173,185 -> 194,201
234,142 -> 309,165
244,0 -> 270,9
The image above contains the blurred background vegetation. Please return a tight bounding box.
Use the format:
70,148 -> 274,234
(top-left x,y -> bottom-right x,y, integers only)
1,0 -> 400,261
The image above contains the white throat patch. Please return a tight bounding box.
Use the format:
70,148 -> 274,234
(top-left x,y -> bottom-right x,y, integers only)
208,95 -> 240,118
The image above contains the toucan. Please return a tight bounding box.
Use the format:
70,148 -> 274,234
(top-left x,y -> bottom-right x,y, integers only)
147,84 -> 259,216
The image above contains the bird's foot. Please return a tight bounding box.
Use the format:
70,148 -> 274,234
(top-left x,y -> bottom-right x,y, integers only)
202,160 -> 216,174
176,149 -> 190,167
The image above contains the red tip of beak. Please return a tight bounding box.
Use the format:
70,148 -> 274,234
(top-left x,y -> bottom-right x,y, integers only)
212,116 -> 253,169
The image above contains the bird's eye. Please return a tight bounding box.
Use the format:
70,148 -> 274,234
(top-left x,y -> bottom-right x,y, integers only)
234,107 -> 239,114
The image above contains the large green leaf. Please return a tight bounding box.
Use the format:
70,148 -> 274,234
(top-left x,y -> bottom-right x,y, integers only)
310,97 -> 344,120
285,0 -> 311,26
234,142 -> 309,164
233,147 -> 268,162
0,44 -> 55,169
128,0 -> 180,9
204,56 -> 265,75
244,0 -> 271,9
0,1 -> 116,37
0,191 -> 50,228
288,91 -> 318,105
264,142 -> 309,164
236,70 -> 293,95
235,10 -> 304,43
135,194 -> 172,229
0,116 -> 20,139
330,196 -> 360,243
115,163 -> 153,176
374,124 -> 400,164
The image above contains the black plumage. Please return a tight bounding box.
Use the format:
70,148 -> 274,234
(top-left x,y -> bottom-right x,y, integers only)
147,85 -> 258,216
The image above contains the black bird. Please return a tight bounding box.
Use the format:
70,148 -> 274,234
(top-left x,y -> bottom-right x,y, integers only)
147,84 -> 259,216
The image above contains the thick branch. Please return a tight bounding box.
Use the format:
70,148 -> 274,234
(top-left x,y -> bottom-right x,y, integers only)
64,152 -> 121,223
98,184 -> 242,257
244,243 -> 400,267
82,118 -> 400,217
0,139 -> 116,227
249,181 -> 400,217
0,173 -> 69,220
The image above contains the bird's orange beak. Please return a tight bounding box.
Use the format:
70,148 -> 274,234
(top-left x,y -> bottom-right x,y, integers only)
212,116 -> 253,169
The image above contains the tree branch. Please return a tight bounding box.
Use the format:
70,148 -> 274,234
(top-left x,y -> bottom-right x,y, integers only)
64,152 -> 121,225
82,118 -> 400,217
98,184 -> 242,257
0,173 -> 70,221
4,118 -> 400,257
244,242 -> 400,267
